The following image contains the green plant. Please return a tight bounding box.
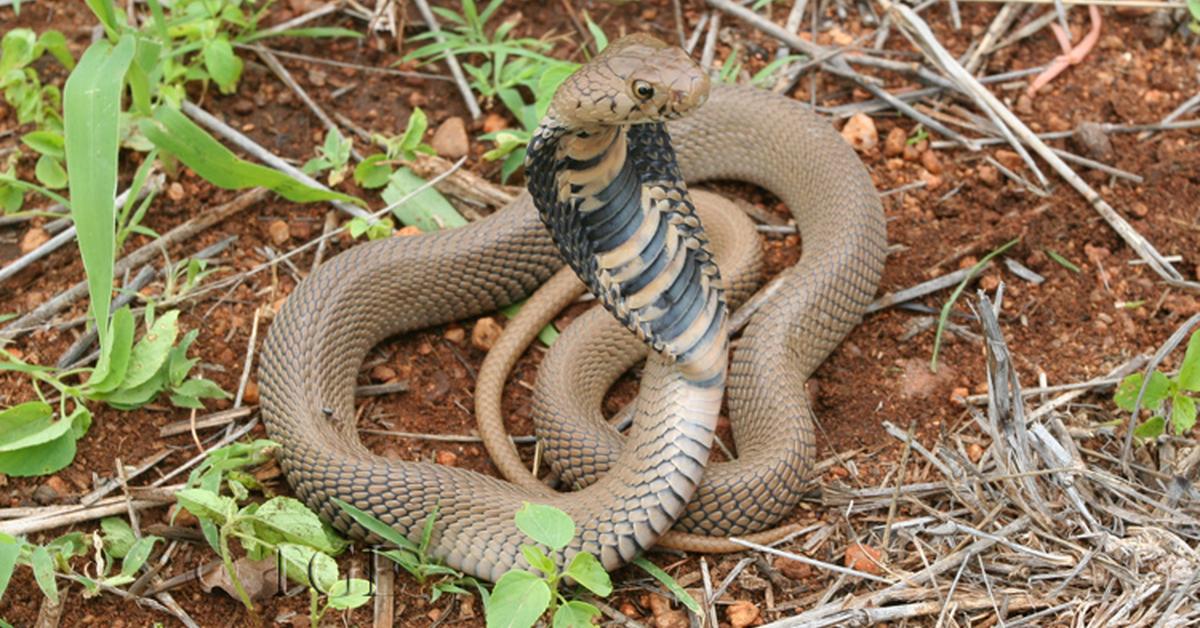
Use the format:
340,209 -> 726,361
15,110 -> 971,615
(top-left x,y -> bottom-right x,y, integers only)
906,125 -> 929,146
174,440 -> 367,621
1187,0 -> 1200,34
303,127 -> 354,186
0,304 -> 227,476
0,28 -> 74,207
335,500 -> 480,602
486,503 -> 612,628
0,521 -> 161,607
1116,330 -> 1200,441
351,107 -> 467,234
930,237 -> 1019,371
405,2 -> 604,182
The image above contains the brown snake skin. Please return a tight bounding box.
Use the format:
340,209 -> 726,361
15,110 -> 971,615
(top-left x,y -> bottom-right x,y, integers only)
258,36 -> 886,581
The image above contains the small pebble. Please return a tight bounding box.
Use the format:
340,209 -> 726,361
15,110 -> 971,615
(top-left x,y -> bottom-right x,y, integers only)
471,317 -> 503,351
840,113 -> 878,152
883,127 -> 907,157
647,593 -> 688,628
233,99 -> 255,115
19,227 -> 49,254
242,380 -> 259,404
435,450 -> 457,466
727,600 -> 761,628
430,116 -> 469,159
920,149 -> 943,174
444,327 -> 465,343
370,365 -> 397,382
396,225 -> 423,237
967,443 -> 984,463
844,543 -> 884,575
307,68 -> 327,87
267,219 -> 290,245
1074,122 -> 1113,161
978,165 -> 1001,187
482,113 -> 508,134
167,182 -> 186,201
774,556 -> 813,580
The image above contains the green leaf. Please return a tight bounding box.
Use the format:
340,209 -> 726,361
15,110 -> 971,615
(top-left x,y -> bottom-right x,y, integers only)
0,401 -> 61,451
931,238 -> 1019,371
175,488 -> 236,526
241,27 -> 364,43
1115,371 -> 1171,412
632,557 -> 701,615
201,36 -> 242,94
1178,331 -> 1200,392
583,13 -> 608,53
83,0 -> 121,40
100,517 -> 136,558
21,130 -> 65,158
553,601 -> 601,628
172,378 -> 227,401
333,498 -> 420,553
63,34 -> 136,346
95,367 -> 166,409
30,545 -> 58,603
250,497 -> 345,555
326,578 -> 373,610
0,533 -> 20,603
564,551 -> 611,596
1043,248 -> 1081,273
487,570 -> 551,628
1172,395 -> 1197,434
0,29 -> 36,74
514,503 -> 574,551
382,166 -> 466,232
166,329 -> 199,387
34,155 -> 67,189
277,543 -> 337,591
122,309 -> 178,389
139,105 -> 363,205
520,545 -> 555,577
397,107 -> 429,159
0,417 -> 84,477
1134,416 -> 1165,442
1188,0 -> 1200,21
89,306 -> 135,393
354,154 -> 393,188
119,536 -> 161,577
35,30 -> 75,70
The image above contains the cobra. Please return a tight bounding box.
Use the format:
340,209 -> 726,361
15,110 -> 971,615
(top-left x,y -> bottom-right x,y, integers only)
258,34 -> 886,581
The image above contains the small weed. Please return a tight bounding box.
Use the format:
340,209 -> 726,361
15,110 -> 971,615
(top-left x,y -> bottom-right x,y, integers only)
907,125 -> 929,146
1043,248 -> 1080,273
930,238 -> 1020,371
303,127 -> 354,187
487,503 -> 612,628
1115,330 -> 1200,441
175,440 -> 370,626
0,520 -> 162,606
335,500 -> 480,602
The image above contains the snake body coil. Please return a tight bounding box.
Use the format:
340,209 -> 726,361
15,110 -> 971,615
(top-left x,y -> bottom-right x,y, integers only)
258,35 -> 886,581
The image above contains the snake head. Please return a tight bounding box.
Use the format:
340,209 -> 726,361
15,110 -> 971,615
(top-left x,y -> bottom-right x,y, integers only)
550,34 -> 710,129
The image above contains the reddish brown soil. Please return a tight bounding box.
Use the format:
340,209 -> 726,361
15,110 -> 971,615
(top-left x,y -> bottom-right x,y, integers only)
1,0 -> 1198,626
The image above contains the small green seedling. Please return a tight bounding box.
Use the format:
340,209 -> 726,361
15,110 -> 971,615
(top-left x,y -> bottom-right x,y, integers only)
1115,330 -> 1200,441
0,521 -> 160,607
303,127 -> 354,186
487,503 -> 612,628
176,439 -> 370,627
335,499 -> 479,602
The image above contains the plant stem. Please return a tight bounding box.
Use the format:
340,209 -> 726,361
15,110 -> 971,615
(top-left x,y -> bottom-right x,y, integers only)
219,525 -> 255,612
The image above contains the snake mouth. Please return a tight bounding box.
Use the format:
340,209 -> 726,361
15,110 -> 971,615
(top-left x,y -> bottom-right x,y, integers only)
527,115 -> 728,386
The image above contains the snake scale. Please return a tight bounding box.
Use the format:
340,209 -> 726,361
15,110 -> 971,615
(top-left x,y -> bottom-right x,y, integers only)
258,35 -> 886,582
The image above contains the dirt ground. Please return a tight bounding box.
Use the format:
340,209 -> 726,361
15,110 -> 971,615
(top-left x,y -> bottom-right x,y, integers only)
1,0 -> 1198,626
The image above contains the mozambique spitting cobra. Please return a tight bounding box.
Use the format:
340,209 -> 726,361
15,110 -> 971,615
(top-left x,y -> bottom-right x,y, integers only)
258,34 -> 886,581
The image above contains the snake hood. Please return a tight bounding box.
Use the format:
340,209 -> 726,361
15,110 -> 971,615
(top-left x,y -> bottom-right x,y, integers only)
526,35 -> 728,385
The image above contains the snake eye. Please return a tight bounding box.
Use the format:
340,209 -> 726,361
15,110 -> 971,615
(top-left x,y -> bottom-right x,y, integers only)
632,80 -> 655,101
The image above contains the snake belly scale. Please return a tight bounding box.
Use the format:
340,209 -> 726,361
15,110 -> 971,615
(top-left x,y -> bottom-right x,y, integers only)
258,34 -> 886,581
